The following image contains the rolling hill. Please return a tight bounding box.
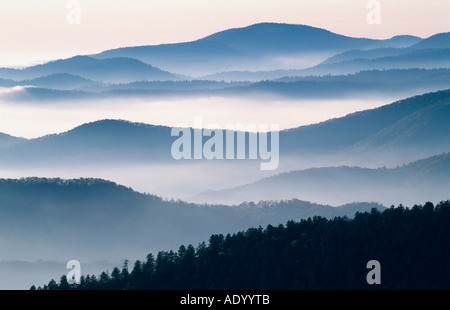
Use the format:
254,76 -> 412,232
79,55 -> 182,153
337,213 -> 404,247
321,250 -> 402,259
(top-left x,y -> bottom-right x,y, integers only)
318,33 -> 450,66
304,48 -> 450,75
298,32 -> 450,75
19,73 -> 100,90
203,29 -> 448,81
207,47 -> 450,81
226,68 -> 450,98
3,68 -> 449,102
0,177 -> 385,263
38,200 -> 450,290
0,120 -> 174,166
0,56 -> 180,83
279,89 -> 450,164
193,153 -> 450,206
94,23 -> 423,76
0,89 -> 449,168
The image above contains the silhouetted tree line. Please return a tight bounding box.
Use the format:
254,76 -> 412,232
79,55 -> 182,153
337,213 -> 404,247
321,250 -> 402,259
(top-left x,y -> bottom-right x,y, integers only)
32,201 -> 450,290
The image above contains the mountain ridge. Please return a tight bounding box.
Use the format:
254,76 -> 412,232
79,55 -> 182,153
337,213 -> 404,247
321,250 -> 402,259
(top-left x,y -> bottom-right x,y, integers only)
93,22 -> 426,76
193,152 -> 450,206
0,56 -> 181,83
0,89 -> 449,167
0,176 -> 386,263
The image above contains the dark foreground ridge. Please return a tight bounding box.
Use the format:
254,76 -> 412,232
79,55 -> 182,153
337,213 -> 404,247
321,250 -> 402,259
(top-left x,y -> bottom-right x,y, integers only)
34,200 -> 450,290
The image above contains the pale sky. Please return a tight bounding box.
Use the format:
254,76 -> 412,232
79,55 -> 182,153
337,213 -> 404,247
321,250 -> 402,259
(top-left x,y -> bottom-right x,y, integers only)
0,0 -> 449,67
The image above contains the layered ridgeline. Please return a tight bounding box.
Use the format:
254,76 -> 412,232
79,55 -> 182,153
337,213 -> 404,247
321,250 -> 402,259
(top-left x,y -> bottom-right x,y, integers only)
233,68 -> 450,98
209,44 -> 450,81
194,87 -> 450,205
280,88 -> 450,165
0,177 -> 384,264
204,29 -> 450,81
36,201 -> 450,290
3,68 -> 450,101
0,89 -> 449,167
0,121 -> 174,165
93,22 -> 423,76
0,56 -> 181,83
0,23 -> 439,83
0,23 -> 448,100
194,153 -> 450,206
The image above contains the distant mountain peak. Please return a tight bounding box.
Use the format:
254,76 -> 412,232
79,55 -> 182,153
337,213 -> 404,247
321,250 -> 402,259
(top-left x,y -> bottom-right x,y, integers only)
91,22 -> 428,76
210,22 -> 335,34
201,22 -> 350,54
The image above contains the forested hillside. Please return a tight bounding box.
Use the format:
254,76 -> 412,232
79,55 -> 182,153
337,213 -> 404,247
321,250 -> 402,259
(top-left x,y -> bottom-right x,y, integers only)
0,177 -> 382,263
35,201 -> 450,290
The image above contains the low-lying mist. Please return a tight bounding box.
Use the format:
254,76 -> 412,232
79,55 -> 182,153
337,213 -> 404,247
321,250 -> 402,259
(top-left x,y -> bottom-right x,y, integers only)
0,153 -> 424,205
0,94 -> 396,139
0,92 -> 438,203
